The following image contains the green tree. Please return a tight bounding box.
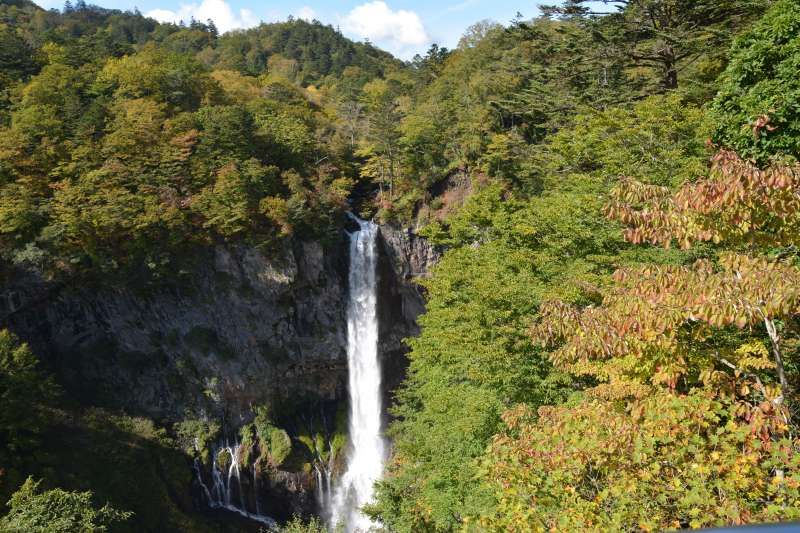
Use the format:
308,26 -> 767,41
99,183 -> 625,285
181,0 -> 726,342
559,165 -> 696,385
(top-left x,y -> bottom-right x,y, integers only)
95,44 -> 216,110
0,478 -> 131,532
372,183 -> 629,531
192,160 -> 280,238
357,76 -> 409,210
710,0 -> 800,162
544,0 -> 768,92
373,91 -> 708,531
539,94 -> 710,188
193,104 -> 257,174
0,330 -> 57,461
0,25 -> 37,81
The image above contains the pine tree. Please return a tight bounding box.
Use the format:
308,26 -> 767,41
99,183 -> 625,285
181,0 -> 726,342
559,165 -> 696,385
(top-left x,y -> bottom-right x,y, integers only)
542,0 -> 769,91
206,18 -> 218,38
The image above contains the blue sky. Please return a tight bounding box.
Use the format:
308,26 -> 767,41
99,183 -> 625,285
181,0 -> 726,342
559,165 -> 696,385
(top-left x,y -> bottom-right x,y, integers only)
35,0 -> 548,59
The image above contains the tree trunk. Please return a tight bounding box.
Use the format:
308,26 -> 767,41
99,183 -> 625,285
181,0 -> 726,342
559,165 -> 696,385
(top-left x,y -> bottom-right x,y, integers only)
764,317 -> 789,400
661,46 -> 678,90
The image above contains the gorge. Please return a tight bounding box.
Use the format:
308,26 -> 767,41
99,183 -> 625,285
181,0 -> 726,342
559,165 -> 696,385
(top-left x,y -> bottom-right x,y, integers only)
4,0 -> 799,530
0,218 -> 438,529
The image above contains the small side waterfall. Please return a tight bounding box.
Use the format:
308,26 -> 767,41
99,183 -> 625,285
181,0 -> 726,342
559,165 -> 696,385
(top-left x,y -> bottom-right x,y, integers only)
330,217 -> 386,532
193,441 -> 277,528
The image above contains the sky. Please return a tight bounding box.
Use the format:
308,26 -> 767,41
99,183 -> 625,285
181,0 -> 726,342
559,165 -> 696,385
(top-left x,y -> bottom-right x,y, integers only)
35,0 -> 548,59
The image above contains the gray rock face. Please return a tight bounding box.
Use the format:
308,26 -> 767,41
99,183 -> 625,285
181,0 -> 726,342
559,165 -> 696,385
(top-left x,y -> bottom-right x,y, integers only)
2,238 -> 347,423
376,225 -> 441,400
0,226 -> 438,425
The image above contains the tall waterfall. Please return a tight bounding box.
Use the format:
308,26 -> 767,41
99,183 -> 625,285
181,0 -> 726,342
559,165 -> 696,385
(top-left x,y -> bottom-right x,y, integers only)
330,217 -> 386,532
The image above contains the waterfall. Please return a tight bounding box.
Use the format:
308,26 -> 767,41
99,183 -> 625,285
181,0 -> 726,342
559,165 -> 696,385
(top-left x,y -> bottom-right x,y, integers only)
314,465 -> 324,506
253,466 -> 261,516
194,441 -> 277,528
330,217 -> 386,532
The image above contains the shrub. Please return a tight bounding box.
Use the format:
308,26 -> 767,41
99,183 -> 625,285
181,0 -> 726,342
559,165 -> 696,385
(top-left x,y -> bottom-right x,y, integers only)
0,478 -> 132,532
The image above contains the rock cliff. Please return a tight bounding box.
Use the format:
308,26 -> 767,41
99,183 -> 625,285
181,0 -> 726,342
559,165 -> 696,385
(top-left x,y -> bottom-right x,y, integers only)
1,226 -> 437,422
0,223 -> 438,521
377,224 -> 441,400
3,239 -> 348,422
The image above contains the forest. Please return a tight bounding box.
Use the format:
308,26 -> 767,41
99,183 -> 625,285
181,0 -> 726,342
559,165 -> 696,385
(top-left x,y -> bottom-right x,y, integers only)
1,0 -> 800,530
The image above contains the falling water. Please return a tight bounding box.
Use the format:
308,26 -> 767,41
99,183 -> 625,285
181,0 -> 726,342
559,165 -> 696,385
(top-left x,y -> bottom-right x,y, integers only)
194,441 -> 277,528
315,465 -> 325,505
330,217 -> 386,532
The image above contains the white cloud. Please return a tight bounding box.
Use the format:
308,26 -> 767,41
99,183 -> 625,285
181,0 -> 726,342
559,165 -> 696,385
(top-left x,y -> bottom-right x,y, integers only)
341,1 -> 429,58
147,0 -> 259,34
295,6 -> 317,21
35,0 -> 63,9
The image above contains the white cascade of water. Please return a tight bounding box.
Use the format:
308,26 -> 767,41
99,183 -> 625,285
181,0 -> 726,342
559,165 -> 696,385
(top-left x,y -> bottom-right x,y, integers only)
194,441 -> 277,528
253,466 -> 262,516
193,457 -> 214,503
314,465 -> 324,506
312,444 -> 337,510
330,217 -> 386,532
325,468 -> 332,504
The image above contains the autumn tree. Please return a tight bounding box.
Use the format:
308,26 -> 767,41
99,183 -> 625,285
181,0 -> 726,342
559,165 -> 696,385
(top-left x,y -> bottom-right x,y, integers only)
478,152 -> 800,531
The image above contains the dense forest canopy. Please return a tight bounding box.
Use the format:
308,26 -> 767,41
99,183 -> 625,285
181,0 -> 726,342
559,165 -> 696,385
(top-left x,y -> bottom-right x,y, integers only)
2,0 -> 800,530
0,0 -> 404,281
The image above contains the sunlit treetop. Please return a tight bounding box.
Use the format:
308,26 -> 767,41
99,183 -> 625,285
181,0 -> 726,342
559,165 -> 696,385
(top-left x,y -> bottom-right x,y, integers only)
606,151 -> 800,250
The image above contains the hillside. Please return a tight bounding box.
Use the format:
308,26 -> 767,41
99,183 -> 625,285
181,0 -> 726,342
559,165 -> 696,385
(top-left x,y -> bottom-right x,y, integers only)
0,3 -> 409,530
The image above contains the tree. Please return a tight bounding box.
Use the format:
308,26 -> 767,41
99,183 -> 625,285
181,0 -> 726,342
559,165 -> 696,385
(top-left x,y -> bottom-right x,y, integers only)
206,19 -> 218,38
357,77 -> 408,208
374,93 -> 709,531
0,478 -> 131,532
0,25 -> 40,88
371,182 -> 629,531
0,330 -> 57,462
410,44 -> 450,88
478,389 -> 800,531
192,160 -> 280,238
95,44 -> 215,110
478,152 -> 800,531
335,100 -> 364,149
710,0 -> 800,163
605,150 -> 800,395
544,0 -> 768,92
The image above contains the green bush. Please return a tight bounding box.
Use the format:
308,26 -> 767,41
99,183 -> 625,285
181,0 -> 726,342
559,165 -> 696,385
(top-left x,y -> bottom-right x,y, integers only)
266,427 -> 292,468
175,419 -> 221,465
252,406 -> 292,468
278,515 -> 329,533
0,477 -> 132,532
